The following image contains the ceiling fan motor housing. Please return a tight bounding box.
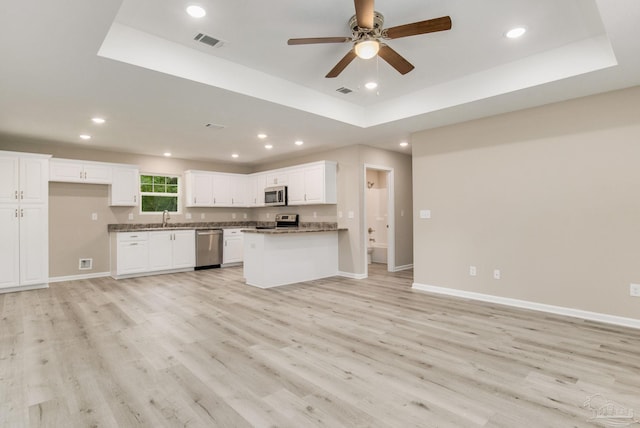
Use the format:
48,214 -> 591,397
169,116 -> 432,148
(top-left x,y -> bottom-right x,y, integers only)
349,11 -> 385,42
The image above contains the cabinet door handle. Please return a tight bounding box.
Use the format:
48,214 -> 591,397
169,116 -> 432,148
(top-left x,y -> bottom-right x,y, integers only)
20,209 -> 24,218
84,171 -> 87,179
14,190 -> 18,200
15,209 -> 18,218
134,195 -> 137,203
214,197 -> 216,204
80,171 -> 83,179
20,190 -> 24,200
130,243 -> 138,246
194,197 -> 197,204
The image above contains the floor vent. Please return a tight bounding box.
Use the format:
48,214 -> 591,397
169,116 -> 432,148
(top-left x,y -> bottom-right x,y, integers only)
194,33 -> 224,48
79,258 -> 93,270
336,87 -> 353,94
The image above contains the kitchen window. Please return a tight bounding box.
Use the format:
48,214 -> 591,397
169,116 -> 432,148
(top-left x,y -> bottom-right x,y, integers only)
139,174 -> 179,213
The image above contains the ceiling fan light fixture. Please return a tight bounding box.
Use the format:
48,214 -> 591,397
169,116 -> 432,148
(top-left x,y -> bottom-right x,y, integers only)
354,39 -> 380,60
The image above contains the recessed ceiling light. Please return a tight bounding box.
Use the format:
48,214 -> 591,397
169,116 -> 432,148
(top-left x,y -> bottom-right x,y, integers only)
79,134 -> 91,140
257,133 -> 267,139
164,152 -> 172,157
186,5 -> 206,18
91,117 -> 105,124
364,81 -> 378,90
264,144 -> 273,150
295,140 -> 304,146
505,27 -> 526,39
231,153 -> 239,158
400,141 -> 409,147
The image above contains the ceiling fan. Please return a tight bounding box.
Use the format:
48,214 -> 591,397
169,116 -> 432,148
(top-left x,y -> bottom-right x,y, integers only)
287,0 -> 452,78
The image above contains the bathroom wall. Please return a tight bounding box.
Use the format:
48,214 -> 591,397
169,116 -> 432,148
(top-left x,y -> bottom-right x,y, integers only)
366,169 -> 388,247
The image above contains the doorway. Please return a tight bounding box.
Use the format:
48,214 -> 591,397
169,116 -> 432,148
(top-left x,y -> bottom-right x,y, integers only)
364,165 -> 395,276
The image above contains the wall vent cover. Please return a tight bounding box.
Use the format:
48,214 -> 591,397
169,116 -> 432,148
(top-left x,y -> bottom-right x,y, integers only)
194,33 -> 224,48
79,258 -> 93,270
336,87 -> 353,94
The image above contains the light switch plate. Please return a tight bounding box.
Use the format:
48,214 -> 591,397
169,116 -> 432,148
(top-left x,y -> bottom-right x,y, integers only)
348,211 -> 354,219
91,213 -> 98,221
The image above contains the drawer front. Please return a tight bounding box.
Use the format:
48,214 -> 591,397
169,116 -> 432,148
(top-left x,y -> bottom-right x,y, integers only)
223,229 -> 243,237
117,231 -> 149,242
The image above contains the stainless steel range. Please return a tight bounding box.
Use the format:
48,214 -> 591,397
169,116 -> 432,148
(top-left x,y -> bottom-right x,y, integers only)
256,213 -> 299,230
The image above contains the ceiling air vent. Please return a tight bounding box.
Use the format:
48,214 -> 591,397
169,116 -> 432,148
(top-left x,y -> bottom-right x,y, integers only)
336,87 -> 353,94
194,33 -> 223,48
205,123 -> 226,129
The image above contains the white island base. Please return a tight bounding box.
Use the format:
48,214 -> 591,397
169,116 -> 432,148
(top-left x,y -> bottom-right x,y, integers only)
243,230 -> 338,288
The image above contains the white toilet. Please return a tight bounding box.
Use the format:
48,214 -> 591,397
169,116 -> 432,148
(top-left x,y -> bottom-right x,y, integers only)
367,247 -> 374,264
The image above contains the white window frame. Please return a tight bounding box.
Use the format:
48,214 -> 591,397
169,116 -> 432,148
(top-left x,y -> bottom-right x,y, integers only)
139,173 -> 182,215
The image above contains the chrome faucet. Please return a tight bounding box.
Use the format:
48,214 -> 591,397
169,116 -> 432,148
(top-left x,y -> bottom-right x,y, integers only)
162,210 -> 171,227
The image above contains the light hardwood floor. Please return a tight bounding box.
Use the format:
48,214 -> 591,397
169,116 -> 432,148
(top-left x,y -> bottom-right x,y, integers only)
1,264 -> 639,427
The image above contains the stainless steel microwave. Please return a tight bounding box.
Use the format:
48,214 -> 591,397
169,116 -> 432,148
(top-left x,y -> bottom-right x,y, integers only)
264,185 -> 287,206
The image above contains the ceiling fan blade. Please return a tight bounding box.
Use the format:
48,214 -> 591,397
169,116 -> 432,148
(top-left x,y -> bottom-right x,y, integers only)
326,49 -> 357,78
377,45 -> 414,75
288,37 -> 352,45
354,0 -> 375,29
385,16 -> 452,39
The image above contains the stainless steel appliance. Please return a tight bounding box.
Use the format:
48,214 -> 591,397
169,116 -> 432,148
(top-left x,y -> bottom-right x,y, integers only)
255,213 -> 299,230
195,229 -> 222,269
264,185 -> 287,206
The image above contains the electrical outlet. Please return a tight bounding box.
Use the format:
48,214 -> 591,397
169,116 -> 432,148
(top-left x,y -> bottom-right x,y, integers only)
185,213 -> 192,220
232,213 -> 237,219
469,266 -> 477,276
128,213 -> 134,220
243,213 -> 247,219
313,211 -> 317,218
348,211 -> 354,219
338,211 -> 343,218
200,213 -> 205,219
630,283 -> 640,297
91,213 -> 98,221
419,209 -> 431,219
493,269 -> 501,280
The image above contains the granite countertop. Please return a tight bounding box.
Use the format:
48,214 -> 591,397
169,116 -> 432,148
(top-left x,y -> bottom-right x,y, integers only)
108,222 -> 341,233
242,227 -> 346,234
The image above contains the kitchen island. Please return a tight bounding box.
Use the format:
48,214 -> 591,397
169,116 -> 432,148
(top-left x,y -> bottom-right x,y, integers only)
242,228 -> 341,288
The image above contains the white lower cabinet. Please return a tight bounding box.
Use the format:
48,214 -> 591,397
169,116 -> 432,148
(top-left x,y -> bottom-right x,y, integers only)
148,230 -> 195,271
223,229 -> 244,264
112,230 -> 195,278
115,232 -> 149,275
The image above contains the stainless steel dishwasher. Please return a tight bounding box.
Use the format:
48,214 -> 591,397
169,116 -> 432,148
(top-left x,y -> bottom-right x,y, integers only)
195,229 -> 223,269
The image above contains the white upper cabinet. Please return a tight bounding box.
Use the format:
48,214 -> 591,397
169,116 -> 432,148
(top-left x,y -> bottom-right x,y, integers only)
285,161 -> 337,206
110,166 -> 139,206
212,173 -> 232,206
185,171 -> 249,207
247,173 -> 266,207
265,171 -> 288,186
0,155 -> 48,205
185,171 -> 213,207
50,158 -> 112,184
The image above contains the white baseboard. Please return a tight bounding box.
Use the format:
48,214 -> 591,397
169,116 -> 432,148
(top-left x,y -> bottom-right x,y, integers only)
0,283 -> 49,294
393,264 -> 414,272
49,272 -> 110,283
412,282 -> 640,330
338,271 -> 367,280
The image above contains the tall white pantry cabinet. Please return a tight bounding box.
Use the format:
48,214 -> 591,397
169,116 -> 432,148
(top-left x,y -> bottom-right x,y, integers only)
0,151 -> 50,292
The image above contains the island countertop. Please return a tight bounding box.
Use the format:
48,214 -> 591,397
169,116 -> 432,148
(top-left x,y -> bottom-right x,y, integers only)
242,227 -> 346,234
